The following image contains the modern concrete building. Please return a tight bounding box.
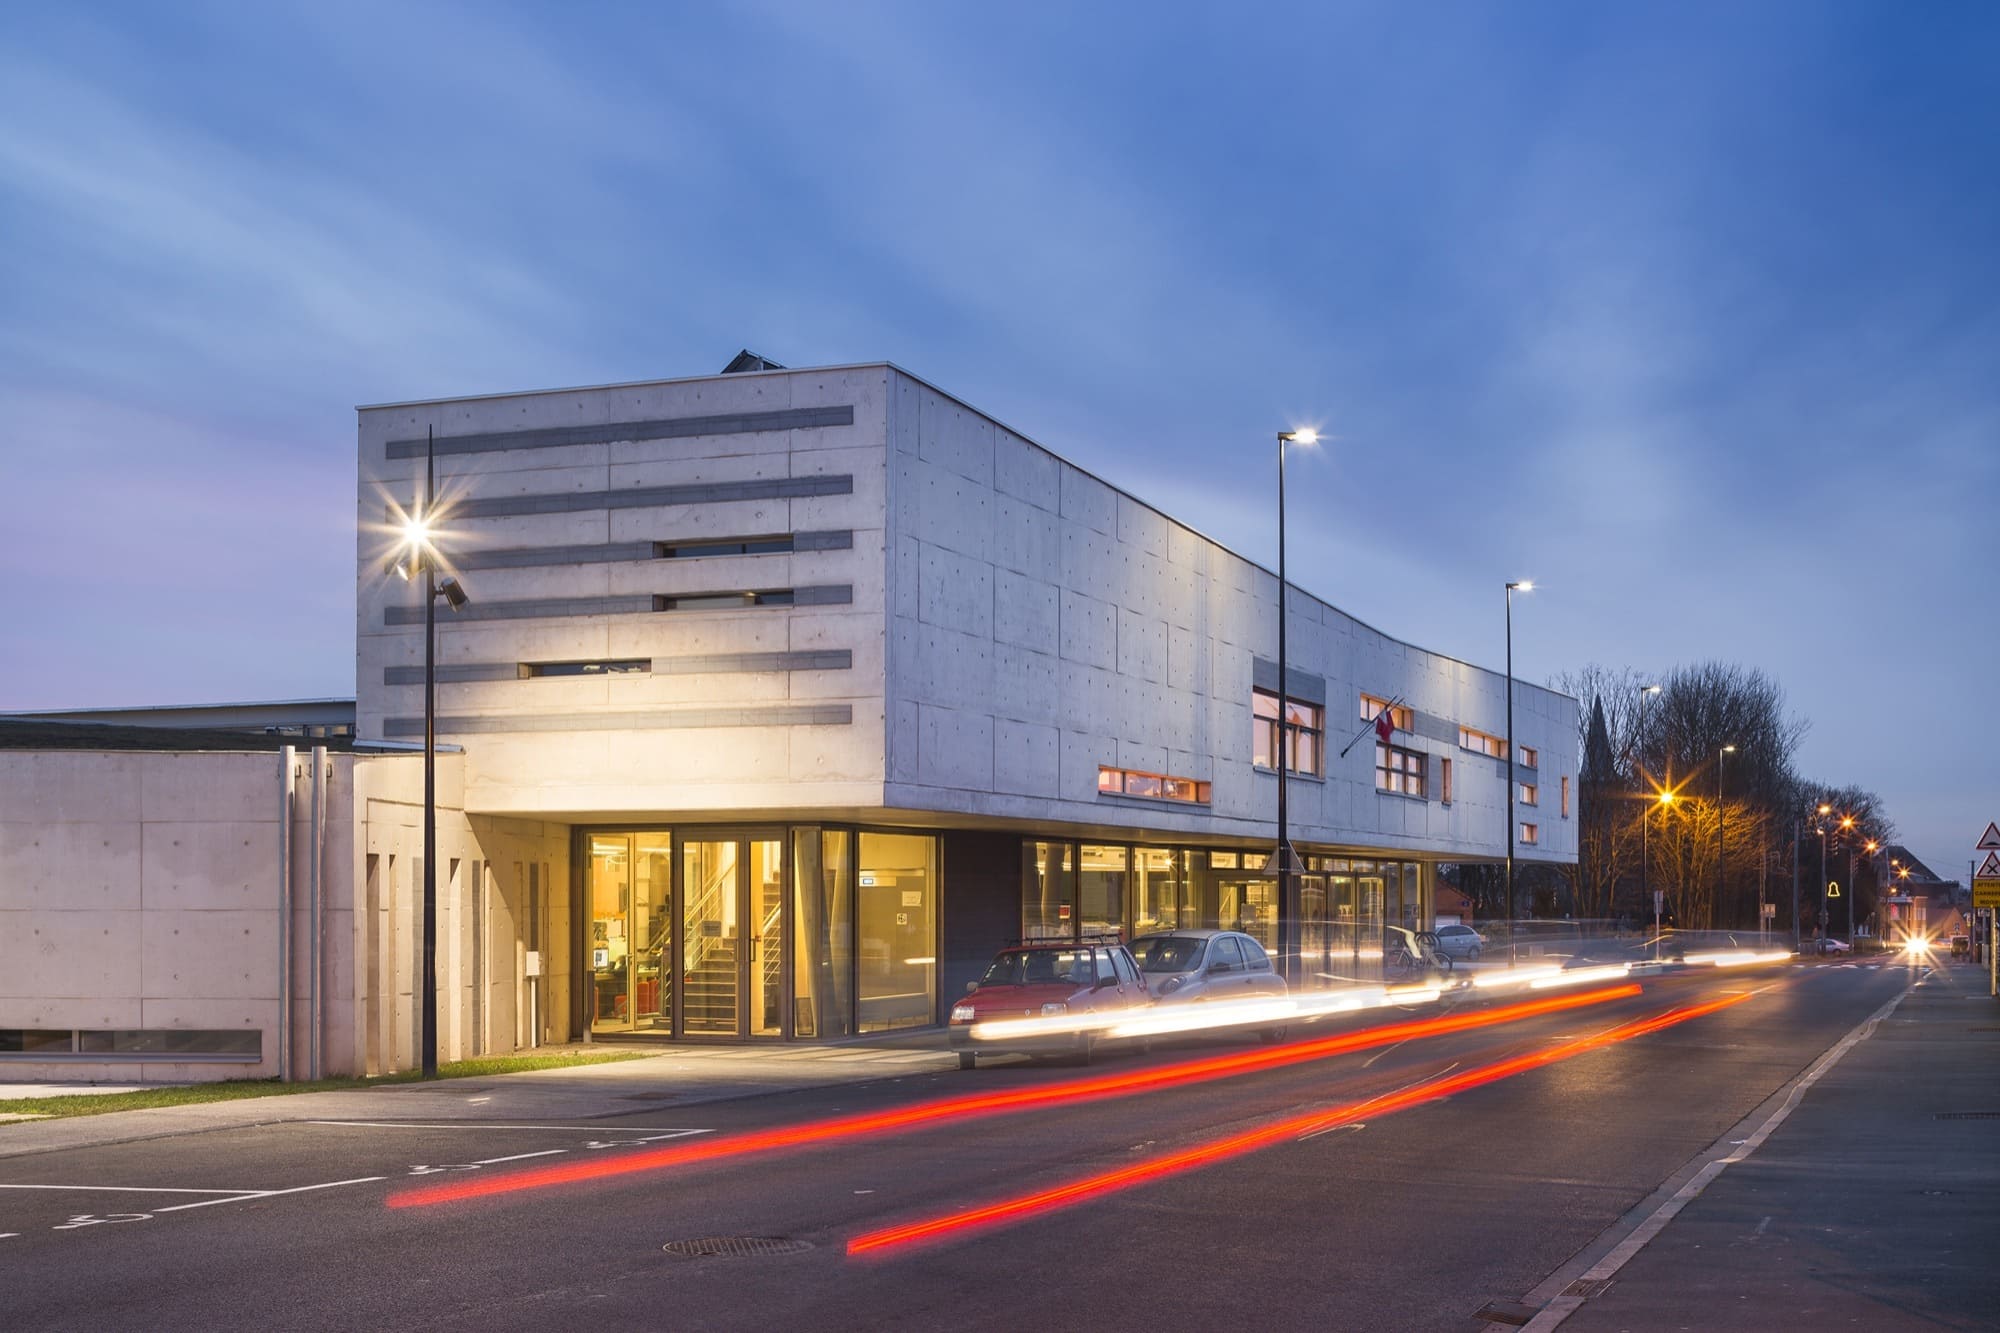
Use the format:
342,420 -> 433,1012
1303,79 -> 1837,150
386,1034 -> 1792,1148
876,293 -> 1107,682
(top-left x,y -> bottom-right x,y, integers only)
0,357 -> 1577,1082
352,358 -> 1577,1049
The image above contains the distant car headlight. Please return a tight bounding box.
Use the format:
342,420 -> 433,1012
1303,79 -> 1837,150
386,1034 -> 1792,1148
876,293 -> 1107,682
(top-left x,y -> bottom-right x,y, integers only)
1158,977 -> 1183,995
1041,1001 -> 1068,1015
950,1004 -> 976,1023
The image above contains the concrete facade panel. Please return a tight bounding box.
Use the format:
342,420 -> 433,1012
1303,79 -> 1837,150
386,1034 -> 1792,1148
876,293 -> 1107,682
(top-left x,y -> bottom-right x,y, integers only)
993,718 -> 1059,797
0,820 -> 140,911
141,822 -> 275,910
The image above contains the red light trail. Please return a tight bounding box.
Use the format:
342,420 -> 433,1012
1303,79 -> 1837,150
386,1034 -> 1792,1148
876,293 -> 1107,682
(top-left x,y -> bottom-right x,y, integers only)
389,984 -> 1640,1209
847,990 -> 1750,1257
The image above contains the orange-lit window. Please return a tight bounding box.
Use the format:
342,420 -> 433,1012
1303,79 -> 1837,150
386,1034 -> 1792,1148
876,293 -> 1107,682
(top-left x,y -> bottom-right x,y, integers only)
1561,776 -> 1571,818
1441,757 -> 1453,804
1375,744 -> 1427,797
1519,782 -> 1538,806
1519,745 -> 1539,769
1459,726 -> 1508,760
1098,766 -> 1211,804
1359,694 -> 1413,731
1519,822 -> 1539,845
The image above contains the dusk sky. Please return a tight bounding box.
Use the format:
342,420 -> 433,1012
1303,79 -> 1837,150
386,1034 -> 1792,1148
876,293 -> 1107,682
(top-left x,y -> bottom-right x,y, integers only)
2,3 -> 1993,879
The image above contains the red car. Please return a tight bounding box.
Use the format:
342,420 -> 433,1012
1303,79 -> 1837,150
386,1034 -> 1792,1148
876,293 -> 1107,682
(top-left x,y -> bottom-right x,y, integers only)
949,941 -> 1152,1068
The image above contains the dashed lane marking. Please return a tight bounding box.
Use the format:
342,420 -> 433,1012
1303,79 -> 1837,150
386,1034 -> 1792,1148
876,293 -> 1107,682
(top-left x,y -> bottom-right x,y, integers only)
303,1121 -> 709,1134
152,1177 -> 386,1213
470,1150 -> 566,1166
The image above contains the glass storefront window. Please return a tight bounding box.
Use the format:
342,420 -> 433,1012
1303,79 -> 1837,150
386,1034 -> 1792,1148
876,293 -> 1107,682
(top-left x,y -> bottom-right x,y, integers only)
1133,847 -> 1192,936
858,833 -> 936,1033
1079,845 -> 1127,939
1022,841 -> 1075,942
793,830 -> 853,1039
632,834 -> 672,1030
589,835 -> 633,1033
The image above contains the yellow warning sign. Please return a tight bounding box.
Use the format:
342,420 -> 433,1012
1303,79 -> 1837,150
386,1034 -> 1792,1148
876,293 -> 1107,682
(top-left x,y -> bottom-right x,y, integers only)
1974,878 -> 2000,910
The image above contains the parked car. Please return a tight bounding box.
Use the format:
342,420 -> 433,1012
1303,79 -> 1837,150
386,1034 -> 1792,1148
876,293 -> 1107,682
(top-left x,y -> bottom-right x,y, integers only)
1431,923 -> 1487,961
1818,937 -> 1852,955
1126,929 -> 1289,1042
949,941 -> 1151,1069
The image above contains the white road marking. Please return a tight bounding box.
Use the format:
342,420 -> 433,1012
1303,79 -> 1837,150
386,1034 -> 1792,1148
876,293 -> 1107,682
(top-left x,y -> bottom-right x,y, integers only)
304,1121 -> 709,1133
152,1176 -> 386,1214
1298,1062 -> 1461,1140
0,1184 -> 262,1195
470,1150 -> 566,1166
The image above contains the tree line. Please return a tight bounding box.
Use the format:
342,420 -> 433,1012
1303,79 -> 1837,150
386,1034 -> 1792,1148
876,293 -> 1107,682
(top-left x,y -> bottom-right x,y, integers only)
1547,661 -> 1893,936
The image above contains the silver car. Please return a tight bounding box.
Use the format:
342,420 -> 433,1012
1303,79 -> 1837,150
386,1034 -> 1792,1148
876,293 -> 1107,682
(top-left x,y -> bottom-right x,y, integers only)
1126,929 -> 1290,1041
1431,923 -> 1487,960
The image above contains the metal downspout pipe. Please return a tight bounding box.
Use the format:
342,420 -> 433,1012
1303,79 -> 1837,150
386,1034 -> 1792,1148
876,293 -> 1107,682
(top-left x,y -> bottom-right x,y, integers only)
310,745 -> 327,1080
278,746 -> 295,1082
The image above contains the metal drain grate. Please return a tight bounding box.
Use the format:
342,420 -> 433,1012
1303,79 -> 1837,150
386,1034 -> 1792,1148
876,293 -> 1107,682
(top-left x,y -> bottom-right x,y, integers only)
1562,1278 -> 1615,1299
1933,1111 -> 2000,1120
662,1236 -> 813,1259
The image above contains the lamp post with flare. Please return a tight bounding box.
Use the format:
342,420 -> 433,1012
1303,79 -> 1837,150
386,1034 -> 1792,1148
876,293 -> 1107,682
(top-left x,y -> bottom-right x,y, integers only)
393,426 -> 470,1079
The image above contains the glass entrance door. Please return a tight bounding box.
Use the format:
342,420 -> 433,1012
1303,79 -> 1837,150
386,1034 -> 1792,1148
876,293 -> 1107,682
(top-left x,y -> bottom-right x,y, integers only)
588,832 -> 673,1035
679,835 -> 785,1039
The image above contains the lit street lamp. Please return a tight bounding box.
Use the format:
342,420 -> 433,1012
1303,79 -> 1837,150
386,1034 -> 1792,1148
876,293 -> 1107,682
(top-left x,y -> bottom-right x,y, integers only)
392,426 -> 470,1079
1637,683 -> 1661,931
1264,428 -> 1315,987
1717,744 -> 1735,918
1653,787 -> 1674,958
1505,579 -> 1532,967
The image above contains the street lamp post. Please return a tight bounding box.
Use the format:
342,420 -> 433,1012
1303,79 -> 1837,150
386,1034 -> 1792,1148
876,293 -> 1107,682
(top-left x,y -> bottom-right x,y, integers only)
1504,580 -> 1532,966
1654,789 -> 1674,959
394,426 -> 469,1079
1637,684 -> 1661,934
1815,802 -> 1832,953
1268,429 -> 1315,986
1717,744 -> 1735,921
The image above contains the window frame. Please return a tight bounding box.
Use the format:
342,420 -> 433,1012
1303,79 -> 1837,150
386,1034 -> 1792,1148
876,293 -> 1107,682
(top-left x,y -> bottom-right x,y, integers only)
1459,725 -> 1508,760
1518,822 -> 1540,846
1254,688 -> 1325,778
1375,742 -> 1428,798
1358,693 -> 1413,732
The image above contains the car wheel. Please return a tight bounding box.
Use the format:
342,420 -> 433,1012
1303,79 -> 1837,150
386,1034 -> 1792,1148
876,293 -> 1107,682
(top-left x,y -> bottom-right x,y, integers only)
1467,947 -> 1482,961
1074,1033 -> 1097,1066
957,1051 -> 976,1071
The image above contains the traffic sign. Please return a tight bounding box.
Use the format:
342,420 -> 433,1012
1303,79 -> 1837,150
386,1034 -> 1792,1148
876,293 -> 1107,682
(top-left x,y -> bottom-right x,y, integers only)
1974,878 -> 2000,910
1977,822 -> 2000,851
1827,880 -> 1842,898
1978,852 -> 2000,878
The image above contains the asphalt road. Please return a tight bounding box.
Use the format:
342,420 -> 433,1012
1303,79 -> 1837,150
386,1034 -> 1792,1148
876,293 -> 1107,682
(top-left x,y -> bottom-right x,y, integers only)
0,963 -> 1913,1332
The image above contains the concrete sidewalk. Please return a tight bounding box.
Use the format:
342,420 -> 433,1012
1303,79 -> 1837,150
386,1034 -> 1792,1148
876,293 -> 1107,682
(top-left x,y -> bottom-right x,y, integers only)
1536,958 -> 1999,1331
0,1034 -> 956,1160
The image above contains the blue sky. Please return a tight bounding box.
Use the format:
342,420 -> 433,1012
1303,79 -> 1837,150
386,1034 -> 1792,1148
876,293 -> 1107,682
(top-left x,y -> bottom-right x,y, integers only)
1,2 -> 1994,878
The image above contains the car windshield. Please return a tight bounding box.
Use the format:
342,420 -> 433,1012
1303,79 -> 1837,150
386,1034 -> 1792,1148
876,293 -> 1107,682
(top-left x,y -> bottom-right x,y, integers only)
980,949 -> 1093,987
1128,936 -> 1207,973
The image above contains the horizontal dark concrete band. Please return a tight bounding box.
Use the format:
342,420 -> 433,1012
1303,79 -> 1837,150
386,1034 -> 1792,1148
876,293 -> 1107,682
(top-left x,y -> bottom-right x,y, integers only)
450,528 -> 853,571
434,473 -> 853,520
382,704 -> 854,736
385,405 -> 855,459
382,649 -> 854,685
383,585 -> 854,624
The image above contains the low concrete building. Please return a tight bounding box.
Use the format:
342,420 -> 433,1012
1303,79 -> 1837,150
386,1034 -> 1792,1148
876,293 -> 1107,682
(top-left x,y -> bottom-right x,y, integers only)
1,357 -> 1577,1080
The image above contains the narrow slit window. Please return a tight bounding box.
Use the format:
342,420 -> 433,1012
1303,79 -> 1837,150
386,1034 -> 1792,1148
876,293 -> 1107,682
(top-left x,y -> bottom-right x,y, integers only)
655,535 -> 796,560
655,589 -> 795,611
520,659 -> 651,679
